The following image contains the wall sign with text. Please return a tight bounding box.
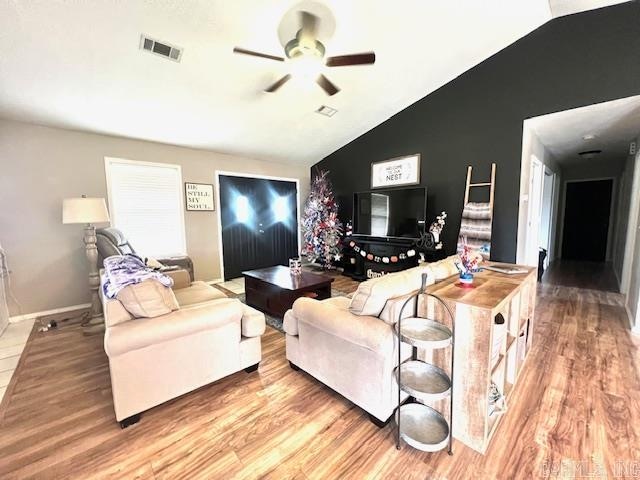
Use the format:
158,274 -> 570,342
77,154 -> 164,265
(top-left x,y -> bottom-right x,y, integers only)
185,182 -> 215,211
371,154 -> 421,188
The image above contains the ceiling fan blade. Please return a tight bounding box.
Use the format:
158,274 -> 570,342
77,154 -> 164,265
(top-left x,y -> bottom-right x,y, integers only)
233,47 -> 285,62
265,74 -> 292,93
316,74 -> 340,96
326,52 -> 376,67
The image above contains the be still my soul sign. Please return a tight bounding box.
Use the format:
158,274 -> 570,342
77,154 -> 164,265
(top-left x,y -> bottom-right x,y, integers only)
185,183 -> 215,211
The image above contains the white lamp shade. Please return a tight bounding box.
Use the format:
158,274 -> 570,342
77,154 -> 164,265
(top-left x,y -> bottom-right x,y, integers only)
62,197 -> 110,224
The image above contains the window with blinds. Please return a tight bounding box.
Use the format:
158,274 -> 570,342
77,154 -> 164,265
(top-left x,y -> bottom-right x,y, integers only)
105,158 -> 186,257
370,193 -> 389,237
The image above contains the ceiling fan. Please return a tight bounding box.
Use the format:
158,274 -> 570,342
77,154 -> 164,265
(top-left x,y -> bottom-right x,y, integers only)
233,11 -> 375,96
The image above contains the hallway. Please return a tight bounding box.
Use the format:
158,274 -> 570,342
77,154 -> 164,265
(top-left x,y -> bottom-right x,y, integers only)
541,260 -> 620,292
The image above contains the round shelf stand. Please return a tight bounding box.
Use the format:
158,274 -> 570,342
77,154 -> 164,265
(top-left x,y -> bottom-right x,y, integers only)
395,273 -> 456,455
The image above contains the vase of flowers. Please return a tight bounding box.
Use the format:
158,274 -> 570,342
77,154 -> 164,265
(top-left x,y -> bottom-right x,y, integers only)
429,211 -> 447,250
456,237 -> 481,287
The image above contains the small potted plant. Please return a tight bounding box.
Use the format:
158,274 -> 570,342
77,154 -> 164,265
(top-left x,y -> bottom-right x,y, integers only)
455,237 -> 482,287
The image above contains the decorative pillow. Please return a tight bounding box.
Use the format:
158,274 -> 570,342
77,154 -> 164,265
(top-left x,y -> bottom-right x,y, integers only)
349,266 -> 433,317
429,255 -> 460,280
116,279 -> 180,318
349,255 -> 460,319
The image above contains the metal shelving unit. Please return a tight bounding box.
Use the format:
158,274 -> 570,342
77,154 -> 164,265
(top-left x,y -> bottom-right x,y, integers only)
394,273 -> 455,455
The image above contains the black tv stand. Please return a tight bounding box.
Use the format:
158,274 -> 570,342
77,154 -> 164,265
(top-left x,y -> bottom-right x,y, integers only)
342,236 -> 418,281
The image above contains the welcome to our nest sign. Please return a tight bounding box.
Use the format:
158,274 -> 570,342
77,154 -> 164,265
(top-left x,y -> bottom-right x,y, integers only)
185,183 -> 215,211
371,154 -> 421,188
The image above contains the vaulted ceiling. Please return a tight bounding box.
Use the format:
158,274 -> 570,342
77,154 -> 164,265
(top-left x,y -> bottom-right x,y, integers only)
0,1 -> 630,165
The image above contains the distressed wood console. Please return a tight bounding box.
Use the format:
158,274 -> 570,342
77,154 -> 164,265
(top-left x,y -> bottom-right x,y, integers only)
418,263 -> 537,453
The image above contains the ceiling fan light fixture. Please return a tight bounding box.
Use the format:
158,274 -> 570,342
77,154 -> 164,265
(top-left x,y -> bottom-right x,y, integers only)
578,149 -> 602,159
289,53 -> 324,80
285,31 -> 325,60
233,9 -> 374,96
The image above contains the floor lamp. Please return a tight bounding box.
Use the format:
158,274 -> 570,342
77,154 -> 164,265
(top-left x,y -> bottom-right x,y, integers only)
62,196 -> 110,335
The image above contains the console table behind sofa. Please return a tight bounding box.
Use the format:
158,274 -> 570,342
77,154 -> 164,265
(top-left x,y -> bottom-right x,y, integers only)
419,263 -> 537,454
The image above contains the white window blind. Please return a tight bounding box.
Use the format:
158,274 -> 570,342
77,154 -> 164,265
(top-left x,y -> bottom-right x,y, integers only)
105,158 -> 186,257
370,193 -> 389,237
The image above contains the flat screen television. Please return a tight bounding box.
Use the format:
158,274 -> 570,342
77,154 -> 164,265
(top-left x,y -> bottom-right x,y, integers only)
353,187 -> 426,239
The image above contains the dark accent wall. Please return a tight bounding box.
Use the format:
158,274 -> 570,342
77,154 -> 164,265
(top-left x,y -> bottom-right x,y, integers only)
314,2 -> 640,262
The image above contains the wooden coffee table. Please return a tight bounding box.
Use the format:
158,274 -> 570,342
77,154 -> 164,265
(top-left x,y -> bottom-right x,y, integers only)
243,265 -> 334,318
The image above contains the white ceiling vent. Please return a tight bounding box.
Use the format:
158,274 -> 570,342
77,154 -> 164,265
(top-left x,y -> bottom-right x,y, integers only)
316,105 -> 337,117
140,35 -> 182,62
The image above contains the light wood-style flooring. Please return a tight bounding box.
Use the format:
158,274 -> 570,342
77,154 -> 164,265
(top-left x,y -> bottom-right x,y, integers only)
542,260 -> 620,292
0,267 -> 639,479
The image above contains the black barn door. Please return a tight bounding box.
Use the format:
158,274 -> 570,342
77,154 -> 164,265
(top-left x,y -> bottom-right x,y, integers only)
219,175 -> 298,280
561,179 -> 612,261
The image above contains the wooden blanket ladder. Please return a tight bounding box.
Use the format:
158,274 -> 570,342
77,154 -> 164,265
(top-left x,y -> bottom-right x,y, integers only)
463,163 -> 497,215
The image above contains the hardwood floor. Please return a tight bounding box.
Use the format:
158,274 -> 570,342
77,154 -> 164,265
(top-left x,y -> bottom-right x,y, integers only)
542,260 -> 619,292
0,280 -> 638,479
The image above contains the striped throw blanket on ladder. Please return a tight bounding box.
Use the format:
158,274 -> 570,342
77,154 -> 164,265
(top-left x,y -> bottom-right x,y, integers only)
457,202 -> 492,259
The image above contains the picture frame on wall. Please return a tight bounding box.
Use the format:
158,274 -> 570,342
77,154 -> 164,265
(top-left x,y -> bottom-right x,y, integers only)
185,182 -> 215,211
371,154 -> 421,189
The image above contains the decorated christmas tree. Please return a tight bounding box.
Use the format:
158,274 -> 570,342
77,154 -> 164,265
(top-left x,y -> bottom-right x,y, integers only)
301,171 -> 343,268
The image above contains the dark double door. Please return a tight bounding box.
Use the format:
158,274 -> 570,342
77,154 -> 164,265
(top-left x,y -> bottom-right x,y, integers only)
219,175 -> 298,280
561,179 -> 613,262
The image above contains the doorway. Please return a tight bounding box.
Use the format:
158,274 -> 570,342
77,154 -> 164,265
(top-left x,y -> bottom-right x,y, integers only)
217,174 -> 299,280
561,179 -> 613,261
524,156 -> 544,266
539,168 -> 556,268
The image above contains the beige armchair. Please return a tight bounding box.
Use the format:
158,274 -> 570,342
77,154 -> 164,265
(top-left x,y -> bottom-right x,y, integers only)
102,269 -> 266,427
283,256 -> 459,426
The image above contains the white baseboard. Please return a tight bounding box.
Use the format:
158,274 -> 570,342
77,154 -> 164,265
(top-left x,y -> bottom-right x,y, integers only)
9,279 -> 226,323
613,266 -> 624,294
625,303 -> 640,335
9,303 -> 91,324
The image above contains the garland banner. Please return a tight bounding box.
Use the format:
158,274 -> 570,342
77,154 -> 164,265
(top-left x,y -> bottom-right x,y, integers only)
345,240 -> 417,264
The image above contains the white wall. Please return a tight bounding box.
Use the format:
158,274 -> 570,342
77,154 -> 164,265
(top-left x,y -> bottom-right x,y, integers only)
628,201 -> 640,332
612,151 -> 637,285
0,119 -> 311,317
517,124 -> 562,266
619,137 -> 640,332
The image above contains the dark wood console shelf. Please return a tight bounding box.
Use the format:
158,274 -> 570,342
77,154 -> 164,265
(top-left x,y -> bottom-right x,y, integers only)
341,235 -> 445,281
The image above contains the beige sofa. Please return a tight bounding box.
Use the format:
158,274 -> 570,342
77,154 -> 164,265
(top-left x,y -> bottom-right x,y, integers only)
284,256 -> 459,426
102,270 -> 266,427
